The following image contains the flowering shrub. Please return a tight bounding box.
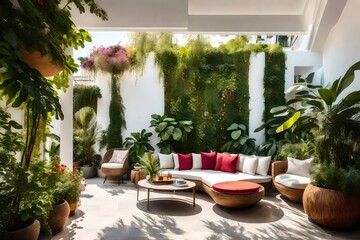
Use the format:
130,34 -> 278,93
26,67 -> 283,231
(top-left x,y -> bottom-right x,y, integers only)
49,160 -> 86,204
81,44 -> 130,74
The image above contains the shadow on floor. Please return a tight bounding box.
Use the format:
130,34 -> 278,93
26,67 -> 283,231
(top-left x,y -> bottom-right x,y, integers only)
97,214 -> 185,240
136,199 -> 202,216
212,199 -> 284,223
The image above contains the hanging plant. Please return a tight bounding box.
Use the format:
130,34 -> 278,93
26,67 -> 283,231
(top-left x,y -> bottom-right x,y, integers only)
81,44 -> 133,149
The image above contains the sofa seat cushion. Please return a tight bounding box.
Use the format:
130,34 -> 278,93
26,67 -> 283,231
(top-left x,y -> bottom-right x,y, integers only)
159,169 -> 214,181
275,173 -> 310,189
213,181 -> 260,195
202,172 -> 271,187
101,163 -> 124,169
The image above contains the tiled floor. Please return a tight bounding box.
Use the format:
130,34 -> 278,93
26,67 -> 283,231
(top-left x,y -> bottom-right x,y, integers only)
46,178 -> 360,240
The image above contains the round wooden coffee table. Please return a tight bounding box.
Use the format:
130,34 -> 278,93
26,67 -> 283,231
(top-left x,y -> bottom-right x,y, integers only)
137,179 -> 196,210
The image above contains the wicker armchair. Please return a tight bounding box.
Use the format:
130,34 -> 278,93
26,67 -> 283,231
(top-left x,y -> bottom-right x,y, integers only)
272,161 -> 307,203
101,148 -> 129,185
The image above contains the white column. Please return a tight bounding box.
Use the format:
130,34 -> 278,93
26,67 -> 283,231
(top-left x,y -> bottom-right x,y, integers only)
59,78 -> 74,168
248,52 -> 265,145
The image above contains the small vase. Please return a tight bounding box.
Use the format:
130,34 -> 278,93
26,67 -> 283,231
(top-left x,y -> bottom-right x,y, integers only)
48,200 -> 70,233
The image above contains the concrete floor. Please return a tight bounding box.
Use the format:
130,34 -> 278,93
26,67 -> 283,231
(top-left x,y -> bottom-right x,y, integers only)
48,177 -> 360,240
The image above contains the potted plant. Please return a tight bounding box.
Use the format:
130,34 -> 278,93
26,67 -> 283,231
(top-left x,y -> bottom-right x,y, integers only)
278,61 -> 360,228
139,152 -> 160,182
73,107 -> 100,178
220,123 -> 256,154
124,129 -> 155,167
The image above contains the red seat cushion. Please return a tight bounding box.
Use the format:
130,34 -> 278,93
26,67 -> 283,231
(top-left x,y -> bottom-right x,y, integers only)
212,181 -> 260,195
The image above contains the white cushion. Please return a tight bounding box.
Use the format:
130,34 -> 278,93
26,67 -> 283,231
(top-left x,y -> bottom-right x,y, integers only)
101,163 -> 124,169
202,171 -> 272,187
158,153 -> 174,169
242,156 -> 258,175
158,169 -> 272,187
192,153 -> 202,169
286,157 -> 313,177
109,150 -> 128,163
256,156 -> 271,176
275,173 -> 310,189
236,155 -> 246,172
173,154 -> 179,169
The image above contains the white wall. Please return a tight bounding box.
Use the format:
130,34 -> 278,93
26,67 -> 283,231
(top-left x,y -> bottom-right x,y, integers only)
248,52 -> 265,144
285,50 -> 322,90
95,53 -> 164,155
322,0 -> 360,95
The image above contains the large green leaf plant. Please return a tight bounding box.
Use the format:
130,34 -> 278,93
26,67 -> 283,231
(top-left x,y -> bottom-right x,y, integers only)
124,129 -> 155,166
221,123 -> 256,154
278,61 -> 360,195
150,114 -> 194,154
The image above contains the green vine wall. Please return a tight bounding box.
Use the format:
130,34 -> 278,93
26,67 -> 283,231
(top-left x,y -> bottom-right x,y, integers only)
129,34 -> 286,152
263,45 -> 286,139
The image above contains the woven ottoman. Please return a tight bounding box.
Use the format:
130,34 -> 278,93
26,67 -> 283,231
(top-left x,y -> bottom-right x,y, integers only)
208,181 -> 265,208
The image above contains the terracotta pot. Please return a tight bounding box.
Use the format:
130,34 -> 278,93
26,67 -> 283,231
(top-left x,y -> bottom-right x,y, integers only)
48,200 -> 70,233
20,48 -> 64,77
68,202 -> 78,216
4,219 -> 41,240
303,183 -> 360,228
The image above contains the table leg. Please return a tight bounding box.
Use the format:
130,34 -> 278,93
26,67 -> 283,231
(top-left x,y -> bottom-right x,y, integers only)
147,189 -> 150,210
137,184 -> 139,201
192,188 -> 195,208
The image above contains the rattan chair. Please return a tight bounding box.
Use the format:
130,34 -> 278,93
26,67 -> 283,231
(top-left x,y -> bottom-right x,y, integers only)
272,161 -> 307,203
101,148 -> 129,185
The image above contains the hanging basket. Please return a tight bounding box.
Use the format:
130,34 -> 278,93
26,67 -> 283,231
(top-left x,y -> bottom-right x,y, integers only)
20,48 -> 64,77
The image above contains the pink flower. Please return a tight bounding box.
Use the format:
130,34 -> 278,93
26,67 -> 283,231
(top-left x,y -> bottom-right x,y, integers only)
37,0 -> 44,6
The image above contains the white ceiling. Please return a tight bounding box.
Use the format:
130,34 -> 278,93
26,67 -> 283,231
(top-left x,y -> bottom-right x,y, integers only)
71,0 -> 348,51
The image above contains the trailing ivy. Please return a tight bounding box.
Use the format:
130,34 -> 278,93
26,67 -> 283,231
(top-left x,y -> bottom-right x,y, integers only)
263,44 -> 286,139
73,85 -> 102,113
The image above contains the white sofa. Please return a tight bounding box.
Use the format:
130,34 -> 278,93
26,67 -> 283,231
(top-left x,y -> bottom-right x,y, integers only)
157,153 -> 273,190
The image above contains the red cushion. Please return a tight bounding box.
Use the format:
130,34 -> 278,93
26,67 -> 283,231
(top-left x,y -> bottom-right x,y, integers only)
178,153 -> 192,170
221,153 -> 238,173
214,153 -> 223,171
201,152 -> 217,170
212,181 -> 260,195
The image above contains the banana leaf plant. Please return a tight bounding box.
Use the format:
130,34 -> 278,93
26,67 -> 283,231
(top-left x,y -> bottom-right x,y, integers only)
150,114 -> 193,154
276,61 -> 360,195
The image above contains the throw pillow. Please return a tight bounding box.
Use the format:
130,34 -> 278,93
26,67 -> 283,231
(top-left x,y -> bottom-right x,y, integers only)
173,154 -> 179,169
221,153 -> 239,173
178,153 -> 192,170
256,156 -> 271,176
201,152 -> 217,170
192,153 -> 202,169
158,153 -> 174,169
242,156 -> 259,175
236,155 -> 246,172
286,157 -> 314,177
116,150 -> 128,164
214,153 -> 223,171
108,150 -> 119,163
